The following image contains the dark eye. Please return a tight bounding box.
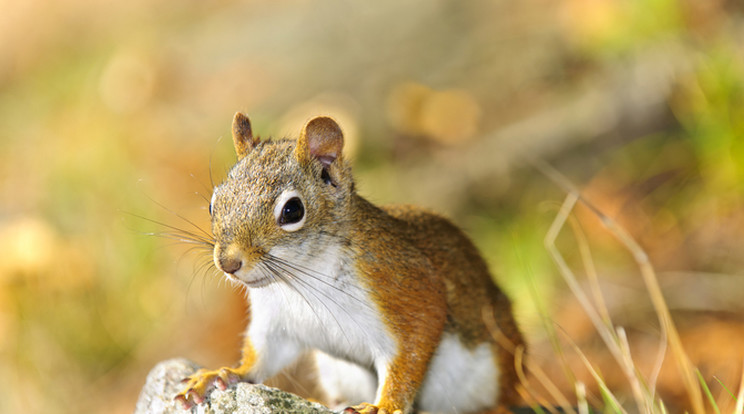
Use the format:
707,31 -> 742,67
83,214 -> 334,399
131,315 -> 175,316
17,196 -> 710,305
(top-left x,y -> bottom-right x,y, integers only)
279,197 -> 304,225
274,191 -> 306,232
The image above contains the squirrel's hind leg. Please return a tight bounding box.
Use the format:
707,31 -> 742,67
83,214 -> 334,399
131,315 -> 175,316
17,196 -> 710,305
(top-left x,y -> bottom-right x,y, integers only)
416,334 -> 500,413
314,350 -> 377,409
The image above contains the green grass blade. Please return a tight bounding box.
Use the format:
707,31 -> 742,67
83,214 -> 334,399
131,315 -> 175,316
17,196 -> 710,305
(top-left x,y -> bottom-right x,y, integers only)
697,369 -> 720,414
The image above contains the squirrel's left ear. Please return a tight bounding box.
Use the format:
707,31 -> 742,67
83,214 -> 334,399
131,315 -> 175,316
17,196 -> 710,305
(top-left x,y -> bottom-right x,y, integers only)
232,112 -> 259,160
296,116 -> 344,167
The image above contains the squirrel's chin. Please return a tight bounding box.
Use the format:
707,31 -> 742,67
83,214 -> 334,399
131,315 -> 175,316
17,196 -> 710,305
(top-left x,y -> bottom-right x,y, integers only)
226,272 -> 274,288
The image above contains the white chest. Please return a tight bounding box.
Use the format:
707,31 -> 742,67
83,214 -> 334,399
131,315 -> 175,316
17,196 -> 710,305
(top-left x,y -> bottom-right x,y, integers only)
247,245 -> 396,368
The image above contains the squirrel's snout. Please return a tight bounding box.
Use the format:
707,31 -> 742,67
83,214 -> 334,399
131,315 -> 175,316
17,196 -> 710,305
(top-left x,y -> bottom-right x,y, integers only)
214,243 -> 267,285
218,256 -> 242,274
214,243 -> 244,275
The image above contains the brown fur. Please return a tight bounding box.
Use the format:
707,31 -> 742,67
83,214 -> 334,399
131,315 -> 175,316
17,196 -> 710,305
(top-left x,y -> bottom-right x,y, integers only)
350,200 -> 525,411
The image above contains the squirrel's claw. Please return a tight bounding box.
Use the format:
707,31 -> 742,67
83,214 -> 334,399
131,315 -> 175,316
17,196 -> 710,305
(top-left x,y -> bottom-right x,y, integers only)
344,404 -> 378,414
174,367 -> 246,408
174,392 -> 201,410
174,393 -> 189,410
344,403 -> 401,414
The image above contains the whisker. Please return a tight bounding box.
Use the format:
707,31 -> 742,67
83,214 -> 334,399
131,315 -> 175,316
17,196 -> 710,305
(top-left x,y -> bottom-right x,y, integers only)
209,159 -> 215,190
267,257 -> 362,305
196,191 -> 211,205
208,135 -> 225,191
188,172 -> 214,206
263,260 -> 327,314
193,256 -> 217,278
269,256 -> 370,302
127,212 -> 215,247
264,256 -> 384,347
147,231 -> 214,247
271,249 -> 436,328
257,262 -> 285,297
260,261 -> 334,336
126,208 -> 218,308
267,256 -> 382,325
140,194 -> 214,241
263,259 -> 355,348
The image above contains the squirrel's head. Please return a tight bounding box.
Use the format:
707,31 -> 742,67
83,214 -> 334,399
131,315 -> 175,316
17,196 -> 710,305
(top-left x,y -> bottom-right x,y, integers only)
209,112 -> 354,287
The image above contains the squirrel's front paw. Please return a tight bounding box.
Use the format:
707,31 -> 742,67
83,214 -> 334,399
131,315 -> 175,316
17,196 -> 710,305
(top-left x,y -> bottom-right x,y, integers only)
174,367 -> 248,409
343,402 -> 402,414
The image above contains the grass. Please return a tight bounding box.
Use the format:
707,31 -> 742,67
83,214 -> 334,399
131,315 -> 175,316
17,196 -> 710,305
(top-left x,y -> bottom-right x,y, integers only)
515,158 -> 744,413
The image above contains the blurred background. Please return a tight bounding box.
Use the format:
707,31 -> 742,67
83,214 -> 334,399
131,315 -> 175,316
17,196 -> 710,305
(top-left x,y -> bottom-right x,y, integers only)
1,0 -> 743,412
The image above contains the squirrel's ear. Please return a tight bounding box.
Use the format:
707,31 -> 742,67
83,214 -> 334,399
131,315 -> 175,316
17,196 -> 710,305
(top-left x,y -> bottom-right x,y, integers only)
296,116 -> 344,167
232,112 -> 258,159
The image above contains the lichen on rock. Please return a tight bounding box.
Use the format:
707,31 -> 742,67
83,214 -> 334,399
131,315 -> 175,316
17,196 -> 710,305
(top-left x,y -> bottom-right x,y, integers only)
134,359 -> 335,414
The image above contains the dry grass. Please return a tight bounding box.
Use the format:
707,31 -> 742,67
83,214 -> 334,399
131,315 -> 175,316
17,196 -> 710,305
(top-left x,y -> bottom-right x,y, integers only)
516,158 -> 744,413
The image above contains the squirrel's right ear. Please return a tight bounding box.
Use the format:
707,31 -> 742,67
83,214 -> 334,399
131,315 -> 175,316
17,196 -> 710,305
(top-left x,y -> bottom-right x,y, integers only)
232,112 -> 259,159
296,116 -> 344,167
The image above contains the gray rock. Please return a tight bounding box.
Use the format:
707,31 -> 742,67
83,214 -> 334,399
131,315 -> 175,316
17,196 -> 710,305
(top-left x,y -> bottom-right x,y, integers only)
135,359 -> 336,414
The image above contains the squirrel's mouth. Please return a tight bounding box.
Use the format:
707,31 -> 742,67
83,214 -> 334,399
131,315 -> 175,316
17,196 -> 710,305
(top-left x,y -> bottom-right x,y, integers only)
241,275 -> 274,288
223,271 -> 274,288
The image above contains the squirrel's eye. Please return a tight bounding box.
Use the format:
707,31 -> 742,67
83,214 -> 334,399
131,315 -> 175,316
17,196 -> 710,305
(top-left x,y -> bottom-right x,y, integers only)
274,191 -> 306,232
280,197 -> 304,224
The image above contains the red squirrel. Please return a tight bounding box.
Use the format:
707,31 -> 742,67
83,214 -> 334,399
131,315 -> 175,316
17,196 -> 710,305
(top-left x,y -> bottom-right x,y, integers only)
175,113 -> 525,413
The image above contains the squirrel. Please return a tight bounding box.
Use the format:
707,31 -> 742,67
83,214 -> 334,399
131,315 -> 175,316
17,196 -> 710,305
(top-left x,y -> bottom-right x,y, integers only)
174,112 -> 526,414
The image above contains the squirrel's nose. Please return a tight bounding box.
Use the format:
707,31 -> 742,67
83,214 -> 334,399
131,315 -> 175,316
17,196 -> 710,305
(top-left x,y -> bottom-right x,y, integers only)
218,256 -> 242,274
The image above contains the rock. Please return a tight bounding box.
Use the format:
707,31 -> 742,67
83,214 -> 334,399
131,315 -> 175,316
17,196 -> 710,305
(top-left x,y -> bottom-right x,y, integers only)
134,359 -> 336,414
